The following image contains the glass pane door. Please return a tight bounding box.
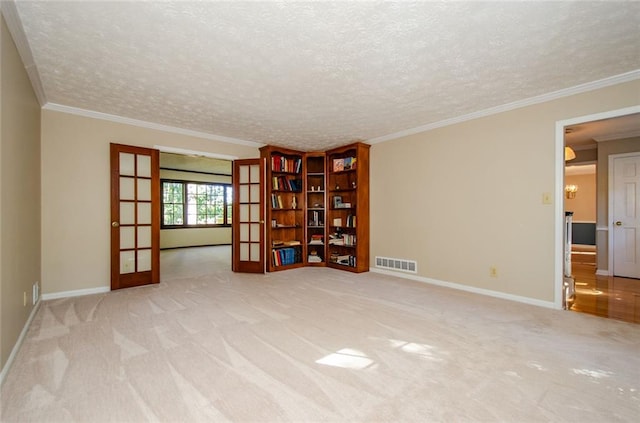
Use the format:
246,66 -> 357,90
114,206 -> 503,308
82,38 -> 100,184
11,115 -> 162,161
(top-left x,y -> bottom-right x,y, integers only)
233,159 -> 264,273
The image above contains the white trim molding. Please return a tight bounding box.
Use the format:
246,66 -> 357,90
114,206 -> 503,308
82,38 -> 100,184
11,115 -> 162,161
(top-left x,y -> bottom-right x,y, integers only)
0,300 -> 41,386
41,286 -> 110,301
368,70 -> 640,144
155,145 -> 239,161
555,105 -> 640,310
595,129 -> 640,143
43,103 -> 265,149
370,268 -> 558,310
596,269 -> 610,277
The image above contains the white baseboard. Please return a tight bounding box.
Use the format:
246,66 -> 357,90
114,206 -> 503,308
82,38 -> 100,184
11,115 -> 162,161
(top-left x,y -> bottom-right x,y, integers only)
595,269 -> 610,276
370,268 -> 558,310
41,286 -> 110,301
0,300 -> 41,386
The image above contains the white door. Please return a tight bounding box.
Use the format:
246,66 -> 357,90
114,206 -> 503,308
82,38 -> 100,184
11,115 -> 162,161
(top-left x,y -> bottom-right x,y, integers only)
612,153 -> 640,278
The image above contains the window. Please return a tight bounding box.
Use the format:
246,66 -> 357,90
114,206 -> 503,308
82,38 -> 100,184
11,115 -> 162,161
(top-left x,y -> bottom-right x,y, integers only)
162,180 -> 232,227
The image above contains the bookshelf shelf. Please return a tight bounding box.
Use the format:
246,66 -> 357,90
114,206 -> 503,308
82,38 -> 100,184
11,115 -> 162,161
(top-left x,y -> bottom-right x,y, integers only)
304,153 -> 327,266
326,142 -> 370,273
261,146 -> 305,271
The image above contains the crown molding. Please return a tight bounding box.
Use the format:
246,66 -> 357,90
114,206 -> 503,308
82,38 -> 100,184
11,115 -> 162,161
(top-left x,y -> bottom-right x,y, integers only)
368,69 -> 640,144
1,0 -> 47,106
154,145 -> 239,161
595,129 -> 640,142
43,103 -> 265,148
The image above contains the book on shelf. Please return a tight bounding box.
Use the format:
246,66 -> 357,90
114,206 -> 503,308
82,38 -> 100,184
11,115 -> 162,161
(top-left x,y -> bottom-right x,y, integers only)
272,176 -> 302,192
328,234 -> 355,246
328,254 -> 354,265
283,240 -> 301,246
333,217 -> 342,227
343,157 -> 356,170
331,254 -> 355,266
332,157 -> 356,172
272,239 -> 284,247
272,247 -> 299,266
271,193 -> 286,209
309,234 -> 324,245
308,255 -> 323,263
271,155 -> 302,174
343,234 -> 356,246
308,211 -> 323,227
328,234 -> 343,245
346,214 -> 356,228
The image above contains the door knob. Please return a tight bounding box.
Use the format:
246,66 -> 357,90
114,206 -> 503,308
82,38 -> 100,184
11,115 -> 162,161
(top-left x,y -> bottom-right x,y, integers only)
615,221 -> 622,226
112,222 -> 120,227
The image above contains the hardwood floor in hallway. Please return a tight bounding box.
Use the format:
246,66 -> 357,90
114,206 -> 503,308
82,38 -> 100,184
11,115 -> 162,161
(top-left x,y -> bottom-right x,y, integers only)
570,262 -> 640,323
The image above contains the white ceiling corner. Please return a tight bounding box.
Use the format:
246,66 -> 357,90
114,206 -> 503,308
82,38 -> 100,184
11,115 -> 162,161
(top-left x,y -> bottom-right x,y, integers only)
8,1 -> 640,151
1,0 -> 47,105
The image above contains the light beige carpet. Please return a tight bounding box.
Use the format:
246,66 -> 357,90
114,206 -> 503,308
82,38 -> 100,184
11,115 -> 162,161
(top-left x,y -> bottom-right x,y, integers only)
1,246 -> 639,422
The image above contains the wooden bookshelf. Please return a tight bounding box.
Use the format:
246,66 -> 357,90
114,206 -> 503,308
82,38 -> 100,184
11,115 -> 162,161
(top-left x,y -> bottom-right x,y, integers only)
326,142 -> 370,273
259,143 -> 369,273
304,153 -> 326,266
260,146 -> 305,272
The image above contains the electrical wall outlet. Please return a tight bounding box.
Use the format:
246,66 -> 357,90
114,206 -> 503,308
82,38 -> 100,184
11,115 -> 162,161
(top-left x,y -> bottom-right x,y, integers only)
489,266 -> 498,277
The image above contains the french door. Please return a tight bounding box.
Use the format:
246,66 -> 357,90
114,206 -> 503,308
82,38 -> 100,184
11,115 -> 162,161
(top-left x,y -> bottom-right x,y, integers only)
232,159 -> 265,273
110,143 -> 160,289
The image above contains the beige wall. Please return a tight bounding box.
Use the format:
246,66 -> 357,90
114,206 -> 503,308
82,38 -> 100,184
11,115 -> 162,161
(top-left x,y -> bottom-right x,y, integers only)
370,80 -> 640,304
41,110 -> 258,294
564,173 -> 596,222
0,16 -> 41,371
595,136 -> 640,271
572,148 -> 598,164
159,168 -> 232,249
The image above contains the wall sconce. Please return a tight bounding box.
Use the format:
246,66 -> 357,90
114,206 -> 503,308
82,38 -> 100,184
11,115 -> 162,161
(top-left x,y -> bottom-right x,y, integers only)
565,184 -> 578,199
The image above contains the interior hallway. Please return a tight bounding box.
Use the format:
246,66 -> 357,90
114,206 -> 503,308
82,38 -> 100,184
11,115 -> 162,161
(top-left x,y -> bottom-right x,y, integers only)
571,261 -> 640,324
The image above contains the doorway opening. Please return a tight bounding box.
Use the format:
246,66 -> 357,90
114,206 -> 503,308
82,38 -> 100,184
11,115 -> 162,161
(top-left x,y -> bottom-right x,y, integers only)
157,150 -> 236,279
557,107 -> 640,322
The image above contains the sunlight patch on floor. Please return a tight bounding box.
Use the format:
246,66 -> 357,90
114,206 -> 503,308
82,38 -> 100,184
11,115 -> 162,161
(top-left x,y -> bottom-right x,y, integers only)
388,339 -> 444,361
316,348 -> 374,370
572,368 -> 613,379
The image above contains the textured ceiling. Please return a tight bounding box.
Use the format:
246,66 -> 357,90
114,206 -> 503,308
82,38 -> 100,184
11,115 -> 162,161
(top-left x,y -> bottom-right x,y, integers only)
8,1 -> 640,151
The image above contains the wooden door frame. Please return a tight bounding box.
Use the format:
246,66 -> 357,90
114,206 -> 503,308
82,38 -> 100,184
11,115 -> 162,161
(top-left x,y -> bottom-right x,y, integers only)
110,143 -> 160,289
